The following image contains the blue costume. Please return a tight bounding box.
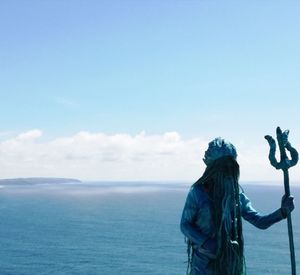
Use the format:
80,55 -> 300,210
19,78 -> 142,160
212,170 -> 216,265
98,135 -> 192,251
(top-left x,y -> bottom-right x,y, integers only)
180,184 -> 285,274
180,137 -> 294,275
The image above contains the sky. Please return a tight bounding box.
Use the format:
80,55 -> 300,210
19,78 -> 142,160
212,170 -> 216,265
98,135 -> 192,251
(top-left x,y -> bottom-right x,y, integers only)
0,1 -> 299,183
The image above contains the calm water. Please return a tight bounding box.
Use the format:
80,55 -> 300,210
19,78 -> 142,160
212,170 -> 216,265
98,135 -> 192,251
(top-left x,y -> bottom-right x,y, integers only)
0,182 -> 299,275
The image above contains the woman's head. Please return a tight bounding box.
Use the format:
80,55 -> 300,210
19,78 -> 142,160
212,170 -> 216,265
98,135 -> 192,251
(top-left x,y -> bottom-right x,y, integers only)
196,137 -> 240,187
203,137 -> 237,166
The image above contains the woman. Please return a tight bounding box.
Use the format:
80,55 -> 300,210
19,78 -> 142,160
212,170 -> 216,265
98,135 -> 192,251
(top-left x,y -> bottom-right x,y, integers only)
180,137 -> 294,275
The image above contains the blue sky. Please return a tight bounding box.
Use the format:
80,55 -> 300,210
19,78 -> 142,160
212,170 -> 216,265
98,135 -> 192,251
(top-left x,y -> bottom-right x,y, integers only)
0,1 -> 299,181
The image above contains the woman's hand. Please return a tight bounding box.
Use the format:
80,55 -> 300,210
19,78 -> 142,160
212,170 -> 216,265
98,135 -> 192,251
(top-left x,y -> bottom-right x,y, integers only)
281,195 -> 295,218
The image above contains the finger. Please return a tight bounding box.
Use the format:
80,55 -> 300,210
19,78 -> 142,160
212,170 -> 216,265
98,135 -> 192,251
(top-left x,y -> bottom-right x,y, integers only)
282,194 -> 287,200
286,196 -> 294,203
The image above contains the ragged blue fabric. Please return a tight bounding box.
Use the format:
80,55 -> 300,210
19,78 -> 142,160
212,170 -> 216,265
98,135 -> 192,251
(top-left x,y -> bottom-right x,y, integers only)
180,184 -> 284,274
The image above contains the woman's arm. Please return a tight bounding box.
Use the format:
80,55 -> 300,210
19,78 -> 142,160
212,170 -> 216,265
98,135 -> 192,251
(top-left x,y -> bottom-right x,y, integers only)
180,188 -> 210,247
240,192 -> 294,229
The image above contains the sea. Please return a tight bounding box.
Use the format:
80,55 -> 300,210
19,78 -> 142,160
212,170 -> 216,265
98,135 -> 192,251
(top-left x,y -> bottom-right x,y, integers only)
0,181 -> 299,275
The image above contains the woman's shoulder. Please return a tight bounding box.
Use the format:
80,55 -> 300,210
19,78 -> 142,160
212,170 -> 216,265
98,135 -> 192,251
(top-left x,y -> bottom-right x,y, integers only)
239,190 -> 251,207
188,184 -> 210,204
190,183 -> 206,194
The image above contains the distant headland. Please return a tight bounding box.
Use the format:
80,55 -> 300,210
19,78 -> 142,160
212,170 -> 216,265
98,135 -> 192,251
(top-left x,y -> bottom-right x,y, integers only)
0,177 -> 82,185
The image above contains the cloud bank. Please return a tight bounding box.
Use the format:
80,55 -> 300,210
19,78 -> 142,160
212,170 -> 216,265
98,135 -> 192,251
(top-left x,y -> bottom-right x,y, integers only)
0,130 -> 299,182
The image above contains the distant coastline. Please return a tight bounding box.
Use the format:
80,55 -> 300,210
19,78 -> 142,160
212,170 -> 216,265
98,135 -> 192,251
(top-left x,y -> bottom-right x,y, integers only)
0,177 -> 81,185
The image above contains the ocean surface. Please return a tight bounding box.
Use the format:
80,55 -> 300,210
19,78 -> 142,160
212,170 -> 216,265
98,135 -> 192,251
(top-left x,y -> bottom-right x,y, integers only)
0,181 -> 299,275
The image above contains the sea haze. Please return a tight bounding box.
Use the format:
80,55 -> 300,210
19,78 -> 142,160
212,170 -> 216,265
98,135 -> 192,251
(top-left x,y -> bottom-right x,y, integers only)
0,181 -> 299,275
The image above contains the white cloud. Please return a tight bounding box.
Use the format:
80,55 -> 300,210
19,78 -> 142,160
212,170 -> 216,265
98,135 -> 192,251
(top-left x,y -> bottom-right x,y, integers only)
16,129 -> 43,141
0,129 -> 299,183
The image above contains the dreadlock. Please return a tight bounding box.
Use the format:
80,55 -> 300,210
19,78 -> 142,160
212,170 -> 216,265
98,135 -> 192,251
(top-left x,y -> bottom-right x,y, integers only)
194,156 -> 246,275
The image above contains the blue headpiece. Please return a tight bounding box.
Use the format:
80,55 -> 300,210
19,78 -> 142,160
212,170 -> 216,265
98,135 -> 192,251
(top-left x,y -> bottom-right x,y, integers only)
203,137 -> 237,166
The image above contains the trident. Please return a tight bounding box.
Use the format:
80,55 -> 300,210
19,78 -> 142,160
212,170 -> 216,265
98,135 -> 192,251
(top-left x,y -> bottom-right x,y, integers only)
265,127 -> 298,275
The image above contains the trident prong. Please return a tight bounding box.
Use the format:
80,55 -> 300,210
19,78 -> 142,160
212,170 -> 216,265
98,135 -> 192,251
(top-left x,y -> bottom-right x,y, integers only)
265,127 -> 298,170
